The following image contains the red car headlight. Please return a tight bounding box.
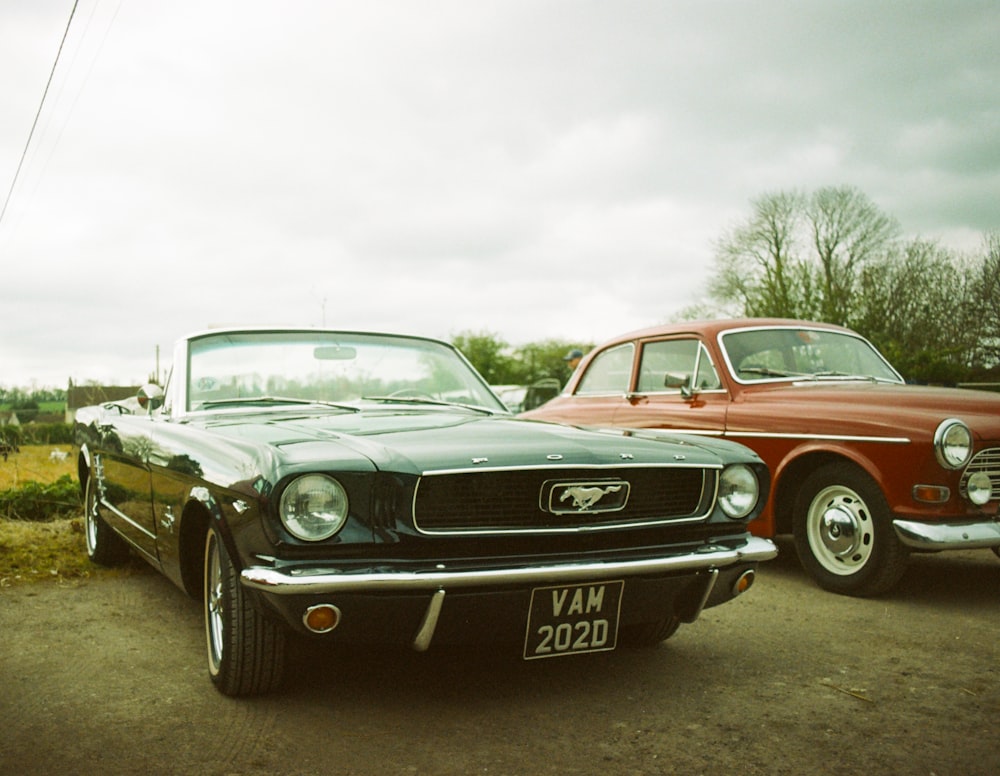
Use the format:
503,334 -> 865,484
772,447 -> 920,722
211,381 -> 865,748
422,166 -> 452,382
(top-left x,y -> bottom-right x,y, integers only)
934,419 -> 973,470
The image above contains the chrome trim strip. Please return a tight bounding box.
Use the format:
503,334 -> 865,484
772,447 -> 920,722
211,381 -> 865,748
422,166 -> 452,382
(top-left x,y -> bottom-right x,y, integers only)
625,388 -> 729,397
412,589 -> 446,652
239,537 -> 778,595
100,499 -> 157,541
727,431 -> 911,445
635,429 -> 725,437
419,461 -> 722,476
619,427 -> 910,445
412,512 -> 710,536
893,519 -> 1000,550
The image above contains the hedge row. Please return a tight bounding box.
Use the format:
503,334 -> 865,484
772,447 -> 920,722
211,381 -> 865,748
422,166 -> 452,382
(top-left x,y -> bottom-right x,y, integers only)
0,423 -> 75,446
0,475 -> 82,522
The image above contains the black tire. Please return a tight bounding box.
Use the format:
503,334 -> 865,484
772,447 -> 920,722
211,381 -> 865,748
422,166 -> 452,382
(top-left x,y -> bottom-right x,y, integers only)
83,473 -> 130,567
619,617 -> 680,647
793,462 -> 909,597
204,525 -> 286,696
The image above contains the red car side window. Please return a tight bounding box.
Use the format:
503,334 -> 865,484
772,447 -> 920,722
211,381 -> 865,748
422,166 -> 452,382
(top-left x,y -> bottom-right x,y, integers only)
576,343 -> 635,395
637,340 -> 698,392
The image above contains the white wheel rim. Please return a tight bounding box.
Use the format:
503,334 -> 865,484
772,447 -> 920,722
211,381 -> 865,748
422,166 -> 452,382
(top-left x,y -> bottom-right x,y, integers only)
806,484 -> 874,576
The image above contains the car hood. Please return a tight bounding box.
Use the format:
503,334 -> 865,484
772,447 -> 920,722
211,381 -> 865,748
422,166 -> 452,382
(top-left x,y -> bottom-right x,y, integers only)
204,408 -> 739,475
734,381 -> 1000,438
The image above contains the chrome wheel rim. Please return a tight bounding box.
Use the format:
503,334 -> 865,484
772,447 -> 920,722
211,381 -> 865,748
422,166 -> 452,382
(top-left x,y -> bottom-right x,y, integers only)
84,479 -> 98,556
205,532 -> 225,675
806,484 -> 874,575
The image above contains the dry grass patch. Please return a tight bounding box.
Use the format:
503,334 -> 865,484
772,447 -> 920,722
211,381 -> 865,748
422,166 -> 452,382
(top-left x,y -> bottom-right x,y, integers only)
1,447 -> 147,587
0,517 -> 145,588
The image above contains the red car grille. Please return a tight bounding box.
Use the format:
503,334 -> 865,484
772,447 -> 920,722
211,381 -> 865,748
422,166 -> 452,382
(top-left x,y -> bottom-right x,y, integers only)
960,447 -> 1000,501
413,467 -> 713,534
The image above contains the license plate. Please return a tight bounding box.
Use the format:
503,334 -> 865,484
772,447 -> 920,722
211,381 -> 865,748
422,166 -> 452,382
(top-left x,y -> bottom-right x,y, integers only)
523,580 -> 624,660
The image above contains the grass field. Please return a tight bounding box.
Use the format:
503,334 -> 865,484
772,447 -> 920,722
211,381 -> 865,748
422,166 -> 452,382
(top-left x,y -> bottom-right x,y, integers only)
0,443 -> 77,490
0,445 -> 144,587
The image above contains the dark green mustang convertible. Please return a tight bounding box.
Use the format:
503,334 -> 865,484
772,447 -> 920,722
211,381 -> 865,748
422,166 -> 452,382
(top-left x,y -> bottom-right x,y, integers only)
75,328 -> 776,696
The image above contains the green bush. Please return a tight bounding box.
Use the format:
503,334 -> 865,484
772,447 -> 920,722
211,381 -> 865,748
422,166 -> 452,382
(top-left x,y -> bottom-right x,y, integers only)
0,475 -> 82,522
19,423 -> 74,445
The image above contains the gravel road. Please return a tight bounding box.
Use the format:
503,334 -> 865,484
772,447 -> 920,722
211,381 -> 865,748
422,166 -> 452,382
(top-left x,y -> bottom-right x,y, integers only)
1,540 -> 997,776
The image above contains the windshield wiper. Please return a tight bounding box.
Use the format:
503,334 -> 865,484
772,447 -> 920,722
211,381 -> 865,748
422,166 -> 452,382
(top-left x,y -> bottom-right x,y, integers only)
738,367 -> 806,378
362,396 -> 498,415
198,396 -> 360,412
810,372 -> 900,383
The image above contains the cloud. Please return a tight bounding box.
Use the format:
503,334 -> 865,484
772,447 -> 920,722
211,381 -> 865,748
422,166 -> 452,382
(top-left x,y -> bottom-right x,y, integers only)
1,0 -> 997,387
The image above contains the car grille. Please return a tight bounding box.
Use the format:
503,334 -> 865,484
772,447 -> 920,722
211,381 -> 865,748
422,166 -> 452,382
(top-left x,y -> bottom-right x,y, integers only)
960,447 -> 1000,501
413,466 -> 715,534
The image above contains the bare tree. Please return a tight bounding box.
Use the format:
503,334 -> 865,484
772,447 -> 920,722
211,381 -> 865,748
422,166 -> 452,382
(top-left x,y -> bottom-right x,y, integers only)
710,186 -> 897,322
710,190 -> 816,318
806,186 -> 900,325
703,186 -> 1000,383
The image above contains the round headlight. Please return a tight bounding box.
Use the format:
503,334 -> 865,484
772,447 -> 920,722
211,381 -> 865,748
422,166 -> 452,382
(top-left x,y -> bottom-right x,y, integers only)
279,474 -> 349,541
934,419 -> 973,470
718,464 -> 759,519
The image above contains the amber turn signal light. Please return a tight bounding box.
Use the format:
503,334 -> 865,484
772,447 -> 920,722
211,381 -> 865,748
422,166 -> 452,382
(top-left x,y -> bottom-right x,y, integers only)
303,603 -> 342,634
912,485 -> 950,504
732,569 -> 756,596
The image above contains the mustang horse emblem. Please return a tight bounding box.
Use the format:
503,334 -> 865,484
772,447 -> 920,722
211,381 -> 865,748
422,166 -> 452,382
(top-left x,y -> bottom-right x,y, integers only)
559,485 -> 623,511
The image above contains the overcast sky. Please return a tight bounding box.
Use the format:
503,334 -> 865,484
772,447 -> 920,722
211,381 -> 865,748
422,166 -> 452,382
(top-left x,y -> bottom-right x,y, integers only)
2,1 -> 997,389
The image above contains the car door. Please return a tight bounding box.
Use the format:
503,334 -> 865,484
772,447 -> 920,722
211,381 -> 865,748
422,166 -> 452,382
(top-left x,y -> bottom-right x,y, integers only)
549,342 -> 636,426
611,337 -> 730,436
94,413 -> 159,563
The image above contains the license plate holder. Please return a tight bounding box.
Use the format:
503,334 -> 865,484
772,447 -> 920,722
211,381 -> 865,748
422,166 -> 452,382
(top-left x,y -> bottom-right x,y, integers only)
523,580 -> 624,660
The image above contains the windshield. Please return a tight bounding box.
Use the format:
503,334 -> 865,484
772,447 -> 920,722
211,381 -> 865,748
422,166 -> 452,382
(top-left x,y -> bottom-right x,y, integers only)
720,327 -> 903,384
185,331 -> 507,413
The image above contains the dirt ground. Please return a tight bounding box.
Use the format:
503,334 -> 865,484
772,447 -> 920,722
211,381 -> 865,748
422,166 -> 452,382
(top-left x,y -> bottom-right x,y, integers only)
1,539 -> 997,776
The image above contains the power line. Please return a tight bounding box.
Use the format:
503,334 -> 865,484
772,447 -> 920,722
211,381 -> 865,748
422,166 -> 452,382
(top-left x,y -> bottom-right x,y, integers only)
0,0 -> 81,227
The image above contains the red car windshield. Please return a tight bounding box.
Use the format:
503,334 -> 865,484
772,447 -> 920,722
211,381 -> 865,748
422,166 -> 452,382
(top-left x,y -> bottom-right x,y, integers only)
720,326 -> 903,384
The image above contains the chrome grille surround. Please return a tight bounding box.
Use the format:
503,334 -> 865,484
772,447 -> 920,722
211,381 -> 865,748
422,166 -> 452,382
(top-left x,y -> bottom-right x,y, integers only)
960,447 -> 1000,501
412,464 -> 718,535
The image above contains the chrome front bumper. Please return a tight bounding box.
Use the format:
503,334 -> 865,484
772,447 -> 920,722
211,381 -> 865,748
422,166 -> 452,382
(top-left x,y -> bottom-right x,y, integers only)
893,518 -> 1000,550
240,536 -> 778,595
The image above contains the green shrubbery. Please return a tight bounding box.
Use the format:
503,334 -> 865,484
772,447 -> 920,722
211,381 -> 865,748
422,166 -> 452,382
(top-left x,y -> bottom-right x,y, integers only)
0,475 -> 81,521
0,423 -> 74,446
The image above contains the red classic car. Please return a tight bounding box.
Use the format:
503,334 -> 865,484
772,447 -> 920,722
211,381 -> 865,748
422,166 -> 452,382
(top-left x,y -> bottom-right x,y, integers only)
523,318 -> 1000,596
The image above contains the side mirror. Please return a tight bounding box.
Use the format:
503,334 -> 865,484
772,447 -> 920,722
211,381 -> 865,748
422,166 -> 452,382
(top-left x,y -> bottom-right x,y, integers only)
663,372 -> 691,390
137,383 -> 165,413
663,372 -> 694,399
